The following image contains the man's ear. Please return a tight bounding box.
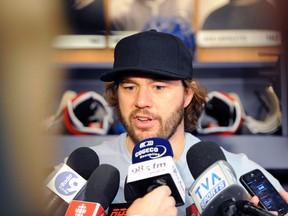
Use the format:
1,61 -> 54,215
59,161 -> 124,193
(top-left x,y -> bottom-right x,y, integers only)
184,88 -> 194,108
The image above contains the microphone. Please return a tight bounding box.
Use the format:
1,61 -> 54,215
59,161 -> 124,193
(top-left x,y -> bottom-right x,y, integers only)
66,147 -> 100,180
84,164 -> 120,209
65,163 -> 120,216
124,175 -> 135,203
126,137 -> 185,206
186,141 -> 274,216
104,176 -> 133,216
45,147 -> 99,215
218,200 -> 275,216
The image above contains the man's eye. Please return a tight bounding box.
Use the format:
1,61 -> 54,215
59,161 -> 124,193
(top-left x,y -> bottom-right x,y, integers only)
155,86 -> 165,90
123,85 -> 135,91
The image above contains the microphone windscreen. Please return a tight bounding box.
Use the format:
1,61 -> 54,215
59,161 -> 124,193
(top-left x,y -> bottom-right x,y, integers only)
84,164 -> 120,210
124,175 -> 135,203
186,140 -> 226,179
66,147 -> 100,180
132,137 -> 173,164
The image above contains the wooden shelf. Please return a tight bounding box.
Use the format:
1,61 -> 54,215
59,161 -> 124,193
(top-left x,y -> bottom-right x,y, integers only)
53,46 -> 282,65
197,46 -> 281,62
53,48 -> 114,64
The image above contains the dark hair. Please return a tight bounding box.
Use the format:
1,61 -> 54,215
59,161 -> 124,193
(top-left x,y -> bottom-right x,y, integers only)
103,79 -> 207,132
182,80 -> 207,132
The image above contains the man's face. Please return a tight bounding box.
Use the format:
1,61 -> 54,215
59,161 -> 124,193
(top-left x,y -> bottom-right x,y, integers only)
117,76 -> 192,144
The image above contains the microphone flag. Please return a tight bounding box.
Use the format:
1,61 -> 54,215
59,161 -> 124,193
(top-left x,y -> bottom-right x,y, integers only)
65,200 -> 106,216
188,159 -> 247,216
127,137 -> 185,206
47,164 -> 87,203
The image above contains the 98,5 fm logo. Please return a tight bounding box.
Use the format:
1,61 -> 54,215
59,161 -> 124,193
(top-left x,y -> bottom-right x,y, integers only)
131,161 -> 167,174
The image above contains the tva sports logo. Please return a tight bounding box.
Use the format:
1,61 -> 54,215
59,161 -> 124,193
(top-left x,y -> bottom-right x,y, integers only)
189,161 -> 236,212
132,138 -> 173,163
195,172 -> 226,210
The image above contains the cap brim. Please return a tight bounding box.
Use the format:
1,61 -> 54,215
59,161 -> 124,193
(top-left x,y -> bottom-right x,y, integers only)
100,67 -> 191,82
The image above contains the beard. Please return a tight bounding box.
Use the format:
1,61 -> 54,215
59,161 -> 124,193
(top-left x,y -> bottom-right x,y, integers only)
117,102 -> 185,144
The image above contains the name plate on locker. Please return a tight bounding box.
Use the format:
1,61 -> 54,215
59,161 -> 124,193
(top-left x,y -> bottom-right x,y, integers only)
53,35 -> 106,49
197,30 -> 281,47
107,31 -> 138,48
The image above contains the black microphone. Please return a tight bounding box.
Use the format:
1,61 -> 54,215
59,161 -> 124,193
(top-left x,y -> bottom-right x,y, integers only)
66,147 -> 100,180
65,164 -> 120,216
186,141 -> 274,216
84,164 -> 120,209
218,200 -> 275,216
45,147 -> 99,216
125,137 -> 185,206
104,176 -> 133,216
124,175 -> 135,203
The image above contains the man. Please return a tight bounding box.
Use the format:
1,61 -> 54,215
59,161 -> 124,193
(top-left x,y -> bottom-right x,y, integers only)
92,29 -> 287,215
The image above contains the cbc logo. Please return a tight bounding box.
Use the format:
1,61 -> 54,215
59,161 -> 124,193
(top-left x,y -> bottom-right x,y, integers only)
55,171 -> 81,196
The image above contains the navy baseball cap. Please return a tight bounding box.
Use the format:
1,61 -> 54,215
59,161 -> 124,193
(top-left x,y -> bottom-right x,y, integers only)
100,30 -> 193,81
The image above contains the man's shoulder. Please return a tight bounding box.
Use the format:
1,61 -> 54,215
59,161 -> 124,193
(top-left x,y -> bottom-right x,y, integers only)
185,132 -> 201,146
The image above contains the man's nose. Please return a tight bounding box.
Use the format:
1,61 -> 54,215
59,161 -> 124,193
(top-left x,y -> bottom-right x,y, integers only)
135,87 -> 152,109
